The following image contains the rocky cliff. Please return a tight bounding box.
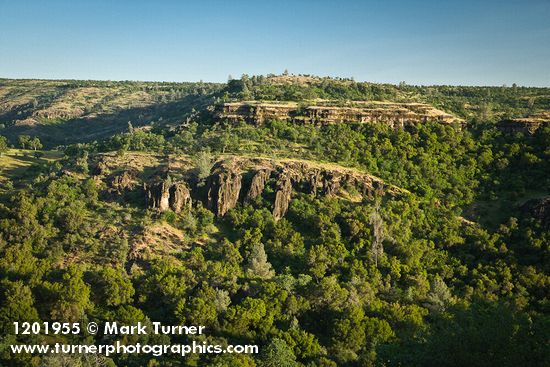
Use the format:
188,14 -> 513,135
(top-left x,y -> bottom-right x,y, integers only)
143,156 -> 404,220
94,153 -> 404,220
498,111 -> 550,134
206,164 -> 243,216
144,172 -> 192,213
216,100 -> 465,128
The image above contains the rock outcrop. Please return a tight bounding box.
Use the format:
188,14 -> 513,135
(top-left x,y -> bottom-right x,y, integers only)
145,175 -> 192,213
110,170 -> 137,194
272,174 -> 293,220
203,157 -> 402,219
169,182 -> 192,213
207,161 -> 243,216
216,101 -> 465,128
498,112 -> 550,134
244,168 -> 272,203
142,156 -> 404,220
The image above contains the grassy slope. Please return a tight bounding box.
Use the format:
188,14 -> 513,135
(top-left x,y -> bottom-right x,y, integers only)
0,149 -> 62,175
0,79 -> 223,147
0,149 -> 63,192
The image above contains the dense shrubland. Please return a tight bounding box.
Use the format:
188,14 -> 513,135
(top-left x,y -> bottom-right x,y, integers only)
0,76 -> 549,366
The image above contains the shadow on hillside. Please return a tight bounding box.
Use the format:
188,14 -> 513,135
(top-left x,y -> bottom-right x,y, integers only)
1,93 -> 217,148
0,84 -> 75,123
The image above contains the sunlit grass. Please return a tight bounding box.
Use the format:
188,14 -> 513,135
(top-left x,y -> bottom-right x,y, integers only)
0,149 -> 63,179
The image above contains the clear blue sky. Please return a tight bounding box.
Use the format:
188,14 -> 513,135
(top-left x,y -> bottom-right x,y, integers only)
1,0 -> 549,86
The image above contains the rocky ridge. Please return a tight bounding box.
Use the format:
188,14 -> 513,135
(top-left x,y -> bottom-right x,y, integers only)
216,100 -> 465,128
139,156 -> 404,220
498,111 -> 550,134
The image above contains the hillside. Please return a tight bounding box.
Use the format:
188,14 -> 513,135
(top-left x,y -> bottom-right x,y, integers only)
0,75 -> 549,367
2,75 -> 550,147
0,78 -> 224,147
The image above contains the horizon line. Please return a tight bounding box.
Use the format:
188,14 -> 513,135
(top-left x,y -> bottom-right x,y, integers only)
1,74 -> 549,89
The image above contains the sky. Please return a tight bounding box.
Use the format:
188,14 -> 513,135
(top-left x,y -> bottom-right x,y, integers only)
0,0 -> 549,86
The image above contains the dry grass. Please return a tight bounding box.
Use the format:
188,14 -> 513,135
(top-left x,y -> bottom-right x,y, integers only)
0,149 -> 62,177
130,222 -> 188,263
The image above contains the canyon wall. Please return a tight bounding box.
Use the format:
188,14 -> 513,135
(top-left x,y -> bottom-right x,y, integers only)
497,112 -> 550,134
215,101 -> 465,128
142,156 -> 404,220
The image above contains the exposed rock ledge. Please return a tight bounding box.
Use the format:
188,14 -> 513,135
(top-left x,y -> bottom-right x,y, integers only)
498,111 -> 550,134
144,156 -> 405,220
144,171 -> 192,213
215,100 -> 465,128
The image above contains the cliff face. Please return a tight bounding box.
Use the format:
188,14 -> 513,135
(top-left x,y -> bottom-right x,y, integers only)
216,101 -> 464,128
96,153 -> 403,220
498,112 -> 550,134
142,156 -> 403,220
144,175 -> 192,213
207,163 -> 243,217
244,168 -> 272,204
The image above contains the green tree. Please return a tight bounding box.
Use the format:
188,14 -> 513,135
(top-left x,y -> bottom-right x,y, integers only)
257,338 -> 298,367
93,267 -> 135,307
17,135 -> 31,149
0,280 -> 40,333
193,149 -> 214,184
0,135 -> 8,155
47,266 -> 91,322
28,137 -> 42,151
246,243 -> 274,279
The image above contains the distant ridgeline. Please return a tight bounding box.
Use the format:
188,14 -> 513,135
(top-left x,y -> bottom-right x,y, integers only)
215,100 -> 466,129
214,100 -> 550,134
1,75 -> 550,147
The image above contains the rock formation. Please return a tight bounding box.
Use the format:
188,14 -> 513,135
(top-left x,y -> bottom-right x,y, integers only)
110,170 -> 137,194
169,182 -> 192,213
498,111 -> 550,134
145,179 -> 171,211
244,168 -> 272,203
272,174 -> 293,220
142,156 -> 404,220
145,175 -> 192,213
207,161 -> 243,216
202,157 -> 402,219
216,101 -> 465,128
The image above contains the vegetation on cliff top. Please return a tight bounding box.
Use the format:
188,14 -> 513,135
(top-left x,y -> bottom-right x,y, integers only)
0,75 -> 548,366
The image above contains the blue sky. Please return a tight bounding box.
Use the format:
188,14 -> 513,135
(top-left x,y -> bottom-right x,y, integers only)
1,0 -> 549,86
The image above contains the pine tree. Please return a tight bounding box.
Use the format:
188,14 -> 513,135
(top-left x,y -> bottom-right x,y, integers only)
369,199 -> 386,267
247,243 -> 274,279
